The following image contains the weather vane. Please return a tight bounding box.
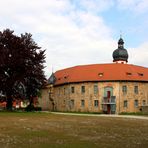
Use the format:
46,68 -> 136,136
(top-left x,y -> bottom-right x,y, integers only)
120,30 -> 122,38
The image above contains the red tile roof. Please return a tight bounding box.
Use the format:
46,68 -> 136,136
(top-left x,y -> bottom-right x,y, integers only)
54,63 -> 148,85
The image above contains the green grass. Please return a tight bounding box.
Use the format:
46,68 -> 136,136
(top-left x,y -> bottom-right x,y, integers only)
119,112 -> 148,116
0,112 -> 148,148
52,110 -> 103,114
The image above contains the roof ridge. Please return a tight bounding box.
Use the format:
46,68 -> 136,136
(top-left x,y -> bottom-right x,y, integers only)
54,63 -> 119,73
53,63 -> 148,85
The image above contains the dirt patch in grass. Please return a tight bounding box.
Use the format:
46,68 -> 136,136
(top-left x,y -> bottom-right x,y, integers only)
0,112 -> 148,148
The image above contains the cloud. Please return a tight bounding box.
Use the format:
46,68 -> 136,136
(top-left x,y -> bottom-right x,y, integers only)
0,0 -> 114,77
38,11 -> 114,77
117,0 -> 148,14
0,0 -> 147,78
73,0 -> 114,13
129,42 -> 148,67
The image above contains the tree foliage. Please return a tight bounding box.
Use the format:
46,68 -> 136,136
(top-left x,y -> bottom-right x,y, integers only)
0,29 -> 46,110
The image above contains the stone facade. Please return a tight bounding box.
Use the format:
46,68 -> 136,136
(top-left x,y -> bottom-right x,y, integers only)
142,106 -> 148,114
38,88 -> 50,111
119,82 -> 148,113
38,85 -> 54,111
42,81 -> 148,114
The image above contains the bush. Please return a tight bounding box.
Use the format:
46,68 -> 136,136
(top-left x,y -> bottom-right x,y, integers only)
25,104 -> 35,112
34,107 -> 42,111
119,112 -> 148,116
25,105 -> 42,112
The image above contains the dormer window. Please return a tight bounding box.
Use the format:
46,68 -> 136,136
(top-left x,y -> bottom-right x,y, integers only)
126,72 -> 132,76
98,73 -> 103,77
64,75 -> 69,79
138,73 -> 143,76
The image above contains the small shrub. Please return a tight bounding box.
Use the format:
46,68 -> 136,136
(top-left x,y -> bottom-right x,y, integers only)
34,107 -> 42,111
119,112 -> 148,116
25,104 -> 35,112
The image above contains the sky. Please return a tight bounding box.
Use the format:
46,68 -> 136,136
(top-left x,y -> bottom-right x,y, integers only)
0,0 -> 148,78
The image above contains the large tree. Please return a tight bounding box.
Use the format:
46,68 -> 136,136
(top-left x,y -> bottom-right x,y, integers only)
0,29 -> 46,110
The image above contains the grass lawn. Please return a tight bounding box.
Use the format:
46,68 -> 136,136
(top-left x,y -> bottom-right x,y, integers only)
0,112 -> 148,148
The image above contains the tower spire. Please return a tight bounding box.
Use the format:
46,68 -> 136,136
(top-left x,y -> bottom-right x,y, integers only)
118,37 -> 124,49
120,30 -> 122,38
52,65 -> 54,73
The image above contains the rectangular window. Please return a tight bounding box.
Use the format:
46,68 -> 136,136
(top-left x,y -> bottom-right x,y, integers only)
64,88 -> 66,95
111,104 -> 116,111
58,88 -> 60,95
94,85 -> 98,94
81,100 -> 85,107
71,86 -> 75,93
81,86 -> 85,93
63,100 -> 66,104
70,100 -> 74,108
111,96 -> 116,103
94,100 -> 99,107
103,105 -> 107,111
142,100 -> 146,106
134,100 -> 138,107
122,85 -> 127,94
124,100 -> 128,108
134,86 -> 138,94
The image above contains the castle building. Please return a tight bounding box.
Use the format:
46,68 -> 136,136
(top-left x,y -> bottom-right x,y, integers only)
41,38 -> 148,114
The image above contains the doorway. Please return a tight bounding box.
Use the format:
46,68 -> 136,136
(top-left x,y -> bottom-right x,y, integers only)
107,104 -> 111,114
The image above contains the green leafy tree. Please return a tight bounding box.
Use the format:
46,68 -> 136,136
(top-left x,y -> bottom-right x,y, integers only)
0,29 -> 46,110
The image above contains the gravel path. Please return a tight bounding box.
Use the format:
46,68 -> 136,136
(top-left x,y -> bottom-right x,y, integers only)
50,112 -> 148,120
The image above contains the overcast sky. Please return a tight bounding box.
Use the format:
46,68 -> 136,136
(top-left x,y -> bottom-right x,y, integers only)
0,0 -> 148,77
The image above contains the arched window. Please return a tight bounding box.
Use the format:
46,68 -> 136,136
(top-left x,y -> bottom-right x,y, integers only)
104,86 -> 113,98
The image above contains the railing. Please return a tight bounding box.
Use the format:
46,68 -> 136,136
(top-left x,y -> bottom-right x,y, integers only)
102,96 -> 116,104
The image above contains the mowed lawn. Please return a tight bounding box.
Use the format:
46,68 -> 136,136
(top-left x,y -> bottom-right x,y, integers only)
0,112 -> 148,148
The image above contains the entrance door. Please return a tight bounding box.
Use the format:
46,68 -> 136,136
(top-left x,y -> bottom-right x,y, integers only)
107,104 -> 111,114
107,89 -> 110,114
107,91 -> 111,98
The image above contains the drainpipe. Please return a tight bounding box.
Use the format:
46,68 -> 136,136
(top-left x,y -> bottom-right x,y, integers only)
118,81 -> 121,114
68,82 -> 71,111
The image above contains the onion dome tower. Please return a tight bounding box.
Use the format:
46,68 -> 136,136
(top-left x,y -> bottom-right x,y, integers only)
112,37 -> 128,64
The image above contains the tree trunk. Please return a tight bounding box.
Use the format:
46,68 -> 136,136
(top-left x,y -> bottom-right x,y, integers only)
26,96 -> 35,111
29,96 -> 34,106
6,95 -> 13,111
